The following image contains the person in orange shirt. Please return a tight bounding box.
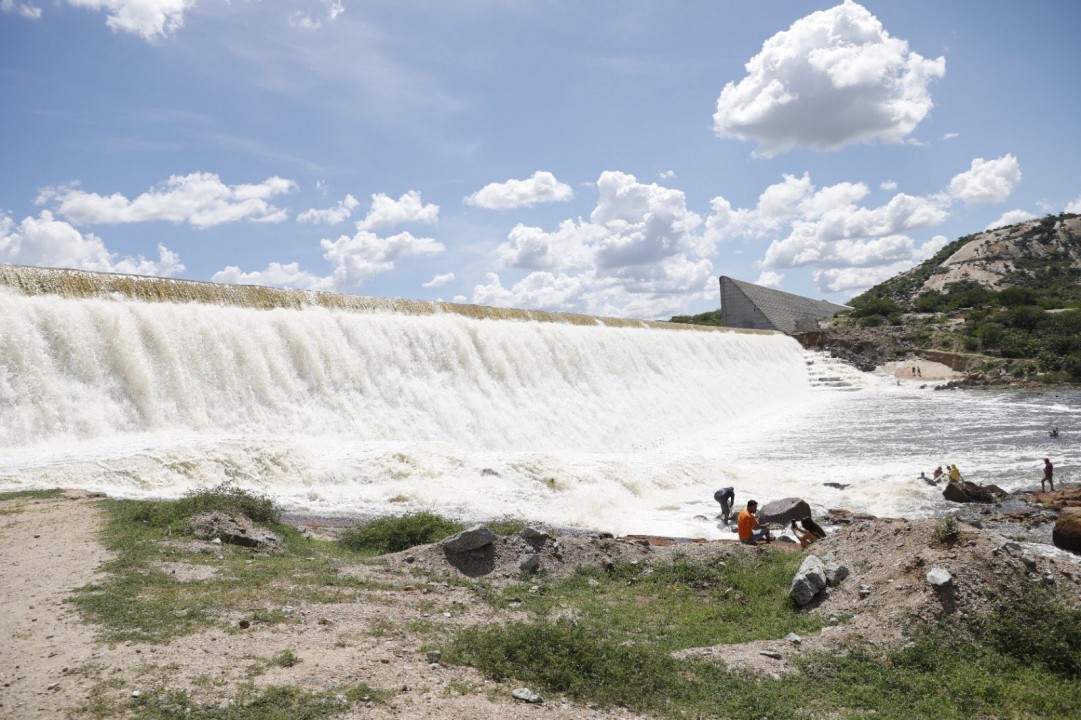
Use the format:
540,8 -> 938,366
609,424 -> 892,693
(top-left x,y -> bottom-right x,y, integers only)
737,500 -> 771,545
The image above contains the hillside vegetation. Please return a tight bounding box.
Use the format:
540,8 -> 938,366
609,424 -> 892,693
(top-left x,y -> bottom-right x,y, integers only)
844,213 -> 1081,383
677,213 -> 1081,384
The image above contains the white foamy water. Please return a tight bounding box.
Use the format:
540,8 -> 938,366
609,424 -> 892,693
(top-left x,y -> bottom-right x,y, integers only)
1,286 -> 1077,540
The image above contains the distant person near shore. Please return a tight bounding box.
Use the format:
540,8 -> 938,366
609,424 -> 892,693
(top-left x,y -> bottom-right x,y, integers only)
932,466 -> 944,482
1043,458 -> 1055,491
948,464 -> 962,483
714,487 -> 735,524
737,500 -> 771,545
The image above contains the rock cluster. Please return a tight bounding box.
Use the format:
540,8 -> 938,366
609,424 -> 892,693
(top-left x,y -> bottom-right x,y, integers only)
789,553 -> 849,607
190,511 -> 282,551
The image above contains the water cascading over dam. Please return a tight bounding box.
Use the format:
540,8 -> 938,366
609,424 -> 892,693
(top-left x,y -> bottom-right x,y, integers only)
0,264 -> 810,534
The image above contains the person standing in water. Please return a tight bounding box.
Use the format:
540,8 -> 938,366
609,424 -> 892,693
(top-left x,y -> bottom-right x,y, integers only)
714,487 -> 735,524
1043,458 -> 1055,491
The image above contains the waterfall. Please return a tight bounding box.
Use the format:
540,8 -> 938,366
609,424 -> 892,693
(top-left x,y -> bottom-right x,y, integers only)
1,264 -> 811,536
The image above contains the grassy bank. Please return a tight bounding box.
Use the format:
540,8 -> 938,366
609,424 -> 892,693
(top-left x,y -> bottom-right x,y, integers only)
55,487 -> 1081,719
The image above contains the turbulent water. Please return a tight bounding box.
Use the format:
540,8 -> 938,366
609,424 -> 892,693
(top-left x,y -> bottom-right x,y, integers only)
1,267 -> 1077,540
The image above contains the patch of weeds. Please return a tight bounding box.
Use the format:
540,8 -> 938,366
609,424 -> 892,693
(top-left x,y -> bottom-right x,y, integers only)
367,617 -> 397,638
931,516 -> 962,546
442,679 -> 479,697
447,571 -> 1081,719
493,552 -> 824,650
486,517 -> 528,536
338,512 -> 464,555
0,487 -> 65,501
270,649 -> 300,668
127,482 -> 281,534
96,682 -> 386,720
70,495 -> 384,644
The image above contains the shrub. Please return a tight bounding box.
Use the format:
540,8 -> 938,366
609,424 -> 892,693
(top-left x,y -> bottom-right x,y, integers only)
129,482 -> 282,530
931,516 -> 961,546
339,512 -> 464,554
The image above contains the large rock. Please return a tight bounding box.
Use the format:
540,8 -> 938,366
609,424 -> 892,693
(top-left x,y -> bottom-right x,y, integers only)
441,525 -> 497,555
190,511 -> 282,551
942,480 -> 1006,504
790,555 -> 827,607
1052,507 -> 1081,554
757,497 -> 812,525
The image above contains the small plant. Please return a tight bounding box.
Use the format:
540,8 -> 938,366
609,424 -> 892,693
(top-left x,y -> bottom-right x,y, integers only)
271,649 -> 300,668
339,512 -> 464,555
931,516 -> 962,546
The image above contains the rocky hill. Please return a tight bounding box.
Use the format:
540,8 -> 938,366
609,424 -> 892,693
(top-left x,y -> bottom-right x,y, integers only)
809,213 -> 1081,386
855,212 -> 1081,307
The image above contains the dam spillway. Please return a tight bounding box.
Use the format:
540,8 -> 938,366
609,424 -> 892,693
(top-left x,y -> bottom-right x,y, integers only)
0,264 -> 810,535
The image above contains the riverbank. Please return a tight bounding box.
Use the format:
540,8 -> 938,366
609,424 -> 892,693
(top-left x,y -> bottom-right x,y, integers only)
3,488 -> 1081,719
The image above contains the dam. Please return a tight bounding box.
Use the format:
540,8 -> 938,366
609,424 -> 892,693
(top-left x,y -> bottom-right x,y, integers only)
0,265 -> 812,537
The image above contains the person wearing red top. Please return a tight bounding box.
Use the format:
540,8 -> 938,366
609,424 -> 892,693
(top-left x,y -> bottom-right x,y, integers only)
737,500 -> 771,545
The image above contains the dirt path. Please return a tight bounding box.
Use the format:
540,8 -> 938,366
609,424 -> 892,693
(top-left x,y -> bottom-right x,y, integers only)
0,491 -> 112,719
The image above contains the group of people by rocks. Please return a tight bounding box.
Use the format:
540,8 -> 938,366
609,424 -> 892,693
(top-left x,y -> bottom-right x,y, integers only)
714,487 -> 826,548
920,458 -> 1055,492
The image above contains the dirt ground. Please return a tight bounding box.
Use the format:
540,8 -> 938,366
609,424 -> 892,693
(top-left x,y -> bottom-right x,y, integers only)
3,492 -> 1081,719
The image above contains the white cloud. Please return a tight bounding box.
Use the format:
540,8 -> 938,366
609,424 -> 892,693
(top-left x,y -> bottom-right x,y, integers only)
880,180 -> 898,191
422,272 -> 455,288
290,0 -> 344,30
942,132 -> 959,141
65,0 -> 195,41
37,173 -> 296,228
322,229 -> 444,288
986,210 -> 1036,230
1067,195 -> 1081,213
754,270 -> 784,289
0,210 -> 183,276
211,262 -> 333,291
659,170 -> 676,180
813,233 -> 947,296
948,154 -> 1022,204
355,191 -> 439,231
297,194 -> 360,224
464,171 -> 573,210
713,1 -> 945,155
1,0 -> 42,19
211,228 -> 445,293
478,171 -> 716,318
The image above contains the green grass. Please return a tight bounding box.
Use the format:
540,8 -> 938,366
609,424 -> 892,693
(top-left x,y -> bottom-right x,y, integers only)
70,489 -> 397,644
0,487 -> 65,502
486,553 -> 825,649
447,569 -> 1081,719
338,512 -> 465,554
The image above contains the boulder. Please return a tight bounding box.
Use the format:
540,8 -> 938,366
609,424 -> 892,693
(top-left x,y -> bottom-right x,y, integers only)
1052,507 -> 1081,554
757,497 -> 812,525
926,567 -> 953,588
790,554 -> 827,607
190,511 -> 282,551
441,525 -> 497,555
942,480 -> 1006,504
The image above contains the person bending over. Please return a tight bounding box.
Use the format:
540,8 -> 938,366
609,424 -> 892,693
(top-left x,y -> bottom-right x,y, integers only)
791,520 -> 816,549
714,487 -> 735,524
737,500 -> 771,545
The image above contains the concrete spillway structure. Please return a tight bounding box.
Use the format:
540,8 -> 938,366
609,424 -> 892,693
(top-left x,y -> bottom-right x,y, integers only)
719,275 -> 850,334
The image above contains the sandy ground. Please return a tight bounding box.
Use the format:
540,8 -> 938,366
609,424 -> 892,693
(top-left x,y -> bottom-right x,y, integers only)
3,492 -> 1081,719
0,491 -> 113,719
881,359 -> 959,381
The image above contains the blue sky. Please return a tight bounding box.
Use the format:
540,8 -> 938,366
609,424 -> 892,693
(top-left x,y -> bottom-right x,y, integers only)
3,1 -> 1081,319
